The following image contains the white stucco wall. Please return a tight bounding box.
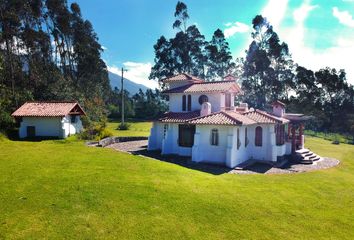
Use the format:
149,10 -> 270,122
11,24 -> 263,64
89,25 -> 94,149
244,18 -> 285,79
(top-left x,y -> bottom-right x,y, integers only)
168,93 -> 225,113
147,122 -> 289,168
61,115 -> 83,138
19,117 -> 62,138
19,115 -> 83,138
192,125 -> 230,165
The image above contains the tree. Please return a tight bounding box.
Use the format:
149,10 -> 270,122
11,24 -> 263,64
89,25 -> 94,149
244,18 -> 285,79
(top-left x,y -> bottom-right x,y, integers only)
173,1 -> 189,32
205,29 -> 234,81
242,15 -> 295,109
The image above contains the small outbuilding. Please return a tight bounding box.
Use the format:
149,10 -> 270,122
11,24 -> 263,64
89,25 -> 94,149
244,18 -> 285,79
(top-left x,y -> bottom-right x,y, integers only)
11,101 -> 86,139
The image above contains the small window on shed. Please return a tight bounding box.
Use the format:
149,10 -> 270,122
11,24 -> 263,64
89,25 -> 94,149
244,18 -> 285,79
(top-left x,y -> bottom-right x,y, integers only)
163,124 -> 168,139
71,115 -> 76,123
210,129 -> 219,146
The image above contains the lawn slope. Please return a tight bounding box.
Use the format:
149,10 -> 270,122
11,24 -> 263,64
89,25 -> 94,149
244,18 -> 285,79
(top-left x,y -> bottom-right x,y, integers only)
0,136 -> 353,239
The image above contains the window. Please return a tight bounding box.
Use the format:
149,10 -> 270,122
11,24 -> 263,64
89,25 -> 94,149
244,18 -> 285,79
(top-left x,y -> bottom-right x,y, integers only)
178,124 -> 195,147
71,115 -> 76,123
245,127 -> 249,147
210,129 -> 219,146
187,95 -> 192,111
198,95 -> 208,105
163,124 -> 168,139
182,95 -> 186,111
255,126 -> 262,146
237,128 -> 241,149
225,93 -> 231,109
275,124 -> 285,145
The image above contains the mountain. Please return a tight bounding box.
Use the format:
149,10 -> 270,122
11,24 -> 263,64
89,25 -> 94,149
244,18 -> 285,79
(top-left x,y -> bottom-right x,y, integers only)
108,71 -> 149,95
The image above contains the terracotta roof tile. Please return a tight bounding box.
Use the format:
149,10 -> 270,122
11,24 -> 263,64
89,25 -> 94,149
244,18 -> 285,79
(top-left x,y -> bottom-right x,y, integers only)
163,80 -> 242,94
11,101 -> 85,117
187,112 -> 242,125
161,73 -> 204,83
158,111 -> 200,123
242,110 -> 288,124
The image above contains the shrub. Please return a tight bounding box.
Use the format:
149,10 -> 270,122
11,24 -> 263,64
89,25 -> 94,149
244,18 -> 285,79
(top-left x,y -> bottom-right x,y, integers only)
118,122 -> 131,130
78,120 -> 113,141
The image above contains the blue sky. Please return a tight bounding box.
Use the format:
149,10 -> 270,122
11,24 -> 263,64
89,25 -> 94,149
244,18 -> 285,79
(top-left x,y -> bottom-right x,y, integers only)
70,0 -> 354,88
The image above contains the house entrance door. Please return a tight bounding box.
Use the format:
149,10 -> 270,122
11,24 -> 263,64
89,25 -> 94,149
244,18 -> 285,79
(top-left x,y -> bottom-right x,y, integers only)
27,126 -> 36,138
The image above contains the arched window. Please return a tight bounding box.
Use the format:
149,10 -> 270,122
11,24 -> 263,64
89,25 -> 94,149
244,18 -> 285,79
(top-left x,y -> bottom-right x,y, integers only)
182,95 -> 186,111
187,95 -> 192,111
210,129 -> 219,146
275,124 -> 285,145
255,126 -> 263,146
237,128 -> 241,149
198,95 -> 208,105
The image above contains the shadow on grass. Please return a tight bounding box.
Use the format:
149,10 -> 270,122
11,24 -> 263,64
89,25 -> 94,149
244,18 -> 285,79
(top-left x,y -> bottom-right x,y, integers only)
127,146 -> 230,175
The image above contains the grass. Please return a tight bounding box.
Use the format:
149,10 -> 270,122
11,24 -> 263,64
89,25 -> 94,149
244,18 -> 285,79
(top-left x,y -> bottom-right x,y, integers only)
0,134 -> 353,239
305,130 -> 354,144
106,120 -> 152,137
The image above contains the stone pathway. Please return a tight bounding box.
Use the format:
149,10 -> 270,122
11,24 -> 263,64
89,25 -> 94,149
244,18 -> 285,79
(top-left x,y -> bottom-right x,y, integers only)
106,140 -> 340,175
106,140 -> 148,153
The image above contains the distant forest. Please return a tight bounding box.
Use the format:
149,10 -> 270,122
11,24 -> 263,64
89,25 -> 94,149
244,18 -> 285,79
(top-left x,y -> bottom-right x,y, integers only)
1,1 -> 353,136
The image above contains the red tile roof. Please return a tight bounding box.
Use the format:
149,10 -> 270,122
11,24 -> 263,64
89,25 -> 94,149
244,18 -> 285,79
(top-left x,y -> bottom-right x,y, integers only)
188,111 -> 256,125
11,101 -> 86,117
157,109 -> 288,126
163,80 -> 242,94
161,73 -> 204,83
158,111 -> 200,123
242,110 -> 289,124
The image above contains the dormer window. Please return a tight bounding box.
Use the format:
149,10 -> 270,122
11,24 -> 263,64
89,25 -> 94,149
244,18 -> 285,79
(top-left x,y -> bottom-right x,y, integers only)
182,95 -> 186,111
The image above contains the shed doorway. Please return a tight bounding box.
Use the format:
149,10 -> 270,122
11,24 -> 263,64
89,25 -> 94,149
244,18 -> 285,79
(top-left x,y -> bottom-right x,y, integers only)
27,126 -> 36,138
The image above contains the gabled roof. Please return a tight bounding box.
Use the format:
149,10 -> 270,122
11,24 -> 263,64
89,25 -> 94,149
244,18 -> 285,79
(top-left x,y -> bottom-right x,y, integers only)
242,109 -> 289,124
158,111 -> 200,123
188,111 -> 256,125
162,80 -> 242,94
157,109 -> 289,126
11,101 -> 86,117
161,73 -> 204,83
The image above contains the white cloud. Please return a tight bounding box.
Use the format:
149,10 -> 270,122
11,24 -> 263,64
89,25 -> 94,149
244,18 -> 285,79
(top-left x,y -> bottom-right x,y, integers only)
224,22 -> 250,38
261,0 -> 289,30
107,62 -> 159,89
278,1 -> 354,84
332,7 -> 354,27
101,46 -> 108,50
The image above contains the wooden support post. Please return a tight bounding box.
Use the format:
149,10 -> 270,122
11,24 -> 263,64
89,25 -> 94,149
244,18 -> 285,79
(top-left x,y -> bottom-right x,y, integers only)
291,126 -> 296,154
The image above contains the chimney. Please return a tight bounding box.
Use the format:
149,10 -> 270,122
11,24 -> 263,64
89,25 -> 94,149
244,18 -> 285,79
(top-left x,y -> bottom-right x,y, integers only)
200,102 -> 211,116
235,103 -> 248,112
272,100 -> 286,117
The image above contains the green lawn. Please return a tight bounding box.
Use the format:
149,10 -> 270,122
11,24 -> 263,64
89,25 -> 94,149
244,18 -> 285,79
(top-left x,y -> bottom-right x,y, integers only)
0,134 -> 353,239
106,120 -> 152,137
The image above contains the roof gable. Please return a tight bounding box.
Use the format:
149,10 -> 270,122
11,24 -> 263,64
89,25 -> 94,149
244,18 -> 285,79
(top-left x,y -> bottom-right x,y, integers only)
161,73 -> 204,83
162,80 -> 242,94
11,101 -> 86,117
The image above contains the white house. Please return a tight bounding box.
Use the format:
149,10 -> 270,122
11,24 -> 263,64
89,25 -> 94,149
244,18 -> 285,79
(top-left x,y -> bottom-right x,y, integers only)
12,101 -> 86,139
148,73 -> 313,168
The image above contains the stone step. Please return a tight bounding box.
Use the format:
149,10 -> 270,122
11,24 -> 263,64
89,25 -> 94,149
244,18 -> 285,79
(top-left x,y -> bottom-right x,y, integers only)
296,148 -> 310,154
